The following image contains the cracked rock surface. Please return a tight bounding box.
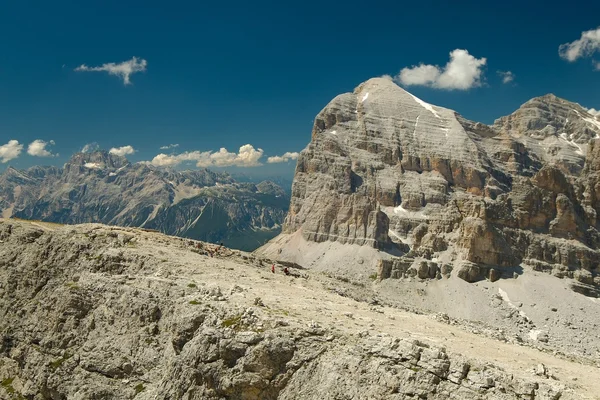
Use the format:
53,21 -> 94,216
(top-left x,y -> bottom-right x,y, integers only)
1,219 -> 591,399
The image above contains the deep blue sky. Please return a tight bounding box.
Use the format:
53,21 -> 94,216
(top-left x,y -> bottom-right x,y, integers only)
1,0 -> 599,176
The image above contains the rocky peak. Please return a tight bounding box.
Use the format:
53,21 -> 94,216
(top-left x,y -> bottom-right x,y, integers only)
494,93 -> 600,148
264,78 -> 600,292
65,150 -> 130,170
0,166 -> 38,185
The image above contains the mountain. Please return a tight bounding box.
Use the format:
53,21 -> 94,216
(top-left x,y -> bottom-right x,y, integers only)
258,78 -> 600,295
0,219 -> 585,399
0,151 -> 288,251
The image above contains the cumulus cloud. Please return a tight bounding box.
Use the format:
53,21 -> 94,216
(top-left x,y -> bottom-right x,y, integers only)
109,145 -> 136,157
497,70 -> 515,84
395,49 -> 487,90
150,144 -> 264,168
0,140 -> 24,163
27,139 -> 57,157
588,108 -> 600,117
159,143 -> 179,150
267,152 -> 300,164
75,57 -> 147,85
559,27 -> 600,63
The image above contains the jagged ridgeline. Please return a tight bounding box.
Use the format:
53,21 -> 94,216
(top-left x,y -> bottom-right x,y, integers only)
259,77 -> 600,293
0,151 -> 289,251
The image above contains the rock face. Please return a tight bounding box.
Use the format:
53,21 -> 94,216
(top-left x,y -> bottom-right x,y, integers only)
0,151 -> 288,251
274,78 -> 600,289
0,220 -> 575,399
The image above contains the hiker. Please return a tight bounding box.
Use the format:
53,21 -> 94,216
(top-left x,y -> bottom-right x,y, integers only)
271,264 -> 275,273
283,267 -> 290,276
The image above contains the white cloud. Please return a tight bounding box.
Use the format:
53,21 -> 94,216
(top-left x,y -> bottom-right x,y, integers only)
0,140 -> 24,163
587,108 -> 600,117
81,143 -> 100,153
267,152 -> 300,163
497,70 -> 515,84
27,139 -> 57,157
75,57 -> 147,85
150,144 -> 264,168
396,49 -> 487,90
109,145 -> 136,157
559,27 -> 600,63
159,143 -> 179,150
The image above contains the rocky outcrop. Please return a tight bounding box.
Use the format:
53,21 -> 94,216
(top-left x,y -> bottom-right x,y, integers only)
269,78 -> 600,290
0,151 -> 288,251
0,220 -> 573,399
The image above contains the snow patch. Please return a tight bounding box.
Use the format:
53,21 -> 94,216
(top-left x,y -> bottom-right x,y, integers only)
388,229 -> 405,243
84,163 -> 102,169
558,133 -> 584,155
407,92 -> 441,119
528,329 -> 543,341
361,92 -> 369,102
394,205 -> 408,214
582,116 -> 600,137
109,172 -> 117,177
331,130 -> 337,135
498,288 -> 529,319
413,116 -> 420,138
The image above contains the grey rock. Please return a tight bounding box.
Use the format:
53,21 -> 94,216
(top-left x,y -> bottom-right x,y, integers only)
0,219 -> 570,400
261,78 -> 600,295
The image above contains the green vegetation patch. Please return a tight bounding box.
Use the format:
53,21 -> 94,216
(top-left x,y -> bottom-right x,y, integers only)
134,383 -> 145,394
65,282 -> 80,290
49,352 -> 73,371
1,378 -> 15,394
221,314 -> 243,329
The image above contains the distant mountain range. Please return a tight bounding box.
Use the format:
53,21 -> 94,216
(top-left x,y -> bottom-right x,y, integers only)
0,151 -> 289,250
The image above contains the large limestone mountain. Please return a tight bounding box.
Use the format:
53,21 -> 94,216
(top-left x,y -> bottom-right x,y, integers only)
0,151 -> 288,251
259,78 -> 600,294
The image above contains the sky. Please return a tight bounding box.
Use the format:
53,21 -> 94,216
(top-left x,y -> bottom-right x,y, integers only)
1,0 -> 600,178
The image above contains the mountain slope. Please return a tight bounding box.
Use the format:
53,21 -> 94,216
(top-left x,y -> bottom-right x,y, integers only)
0,219 -> 590,399
0,151 -> 288,250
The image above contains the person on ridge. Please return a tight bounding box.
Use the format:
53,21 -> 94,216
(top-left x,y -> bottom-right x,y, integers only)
271,264 -> 275,273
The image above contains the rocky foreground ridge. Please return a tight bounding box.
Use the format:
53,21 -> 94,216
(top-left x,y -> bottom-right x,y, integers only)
0,151 -> 288,251
1,219 -> 596,399
263,78 -> 600,294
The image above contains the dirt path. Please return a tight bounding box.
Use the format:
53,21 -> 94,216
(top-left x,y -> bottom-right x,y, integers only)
156,243 -> 600,399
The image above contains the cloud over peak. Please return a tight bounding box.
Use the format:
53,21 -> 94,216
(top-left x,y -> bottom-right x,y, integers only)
81,143 -> 100,153
109,145 -> 136,157
0,140 -> 24,163
396,49 -> 487,90
559,27 -> 600,65
75,57 -> 147,85
27,139 -> 57,157
267,152 -> 299,163
150,144 -> 264,168
159,144 -> 179,150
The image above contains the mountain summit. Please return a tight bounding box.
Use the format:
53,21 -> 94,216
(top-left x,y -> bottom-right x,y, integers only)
259,77 -> 600,293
